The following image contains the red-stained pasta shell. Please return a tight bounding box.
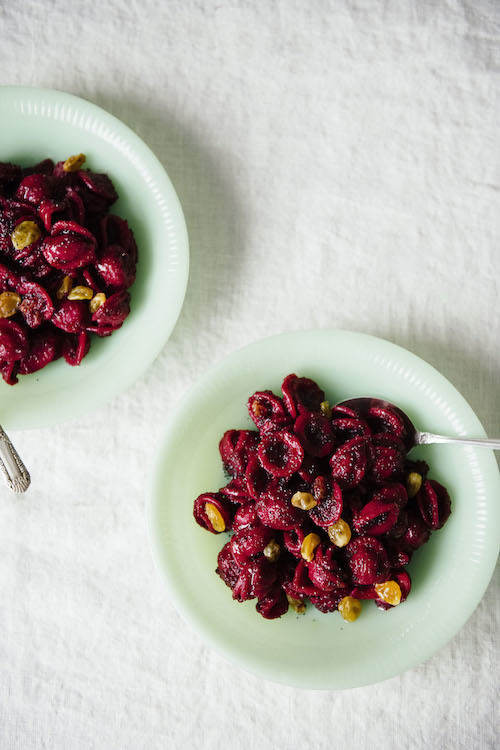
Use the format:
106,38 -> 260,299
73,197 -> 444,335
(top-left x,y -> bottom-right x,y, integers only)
79,170 -> 118,206
38,199 -> 66,231
232,558 -> 277,602
219,429 -> 259,477
0,262 -> 21,292
62,331 -> 90,366
16,174 -> 53,205
17,280 -> 54,328
294,411 -> 335,457
331,403 -> 357,418
96,244 -> 136,289
367,404 -> 406,438
216,541 -> 240,590
330,436 -> 369,488
307,544 -> 346,592
416,479 -> 451,530
283,524 -> 313,558
245,455 -> 273,498
255,486 -> 303,531
247,390 -> 291,433
291,559 -> 323,597
229,525 -> 274,565
18,327 -> 61,374
257,430 -> 304,478
0,319 -> 29,361
332,417 -> 371,444
13,239 -> 53,278
281,373 -> 325,418
65,187 -> 86,226
0,360 -> 19,385
310,476 -> 343,527
401,510 -> 431,550
345,536 -> 390,585
24,158 -> 54,177
385,507 -> 409,540
384,538 -> 412,568
232,502 -> 259,532
397,570 -> 411,600
367,433 -> 405,485
219,430 -> 239,471
384,536 -> 413,568
371,482 -> 408,508
99,214 -> 137,262
91,289 -> 130,328
193,492 -> 233,534
52,299 -> 89,333
42,219 -> 96,271
0,161 -> 23,189
219,477 -> 251,504
352,499 -> 400,536
297,455 -> 322,482
255,583 -> 289,619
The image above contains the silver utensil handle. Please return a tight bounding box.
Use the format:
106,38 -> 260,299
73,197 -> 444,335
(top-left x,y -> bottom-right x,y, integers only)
416,431 -> 500,450
0,425 -> 31,493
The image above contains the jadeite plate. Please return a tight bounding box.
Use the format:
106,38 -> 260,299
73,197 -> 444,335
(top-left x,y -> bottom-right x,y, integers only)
149,330 -> 500,690
0,86 -> 188,429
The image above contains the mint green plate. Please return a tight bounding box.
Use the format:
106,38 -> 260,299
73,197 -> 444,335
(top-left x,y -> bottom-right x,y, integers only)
0,86 -> 188,429
149,330 -> 500,689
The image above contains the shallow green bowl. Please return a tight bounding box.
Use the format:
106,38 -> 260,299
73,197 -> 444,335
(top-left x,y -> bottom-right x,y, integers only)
0,86 -> 189,429
149,330 -> 499,689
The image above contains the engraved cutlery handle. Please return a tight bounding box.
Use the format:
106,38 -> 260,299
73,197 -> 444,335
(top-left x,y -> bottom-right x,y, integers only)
0,425 -> 30,493
416,431 -> 500,450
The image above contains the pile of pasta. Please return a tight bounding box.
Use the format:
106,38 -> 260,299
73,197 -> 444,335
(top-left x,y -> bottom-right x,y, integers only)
194,374 -> 451,621
0,154 -> 136,384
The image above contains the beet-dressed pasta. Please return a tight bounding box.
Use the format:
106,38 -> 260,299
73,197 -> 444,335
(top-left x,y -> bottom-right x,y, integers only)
193,374 -> 451,622
0,154 -> 137,384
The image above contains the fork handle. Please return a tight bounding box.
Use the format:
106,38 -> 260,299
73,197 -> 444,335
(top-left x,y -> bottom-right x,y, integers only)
416,431 -> 500,450
0,425 -> 31,493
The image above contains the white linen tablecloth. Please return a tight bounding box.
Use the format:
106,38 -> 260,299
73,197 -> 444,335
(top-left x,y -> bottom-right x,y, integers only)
1,1 -> 499,748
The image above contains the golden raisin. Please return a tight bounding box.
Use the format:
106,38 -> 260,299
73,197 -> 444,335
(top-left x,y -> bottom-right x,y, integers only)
301,532 -> 321,562
263,539 -> 280,562
374,580 -> 402,606
11,220 -> 41,250
320,400 -> 332,418
251,401 -> 267,418
291,491 -> 317,511
338,596 -> 362,623
67,285 -> 94,301
327,518 -> 351,547
286,594 -> 306,614
407,472 -> 422,499
56,275 -> 73,300
89,292 -> 106,313
0,292 -> 22,318
205,502 -> 225,532
63,153 -> 86,172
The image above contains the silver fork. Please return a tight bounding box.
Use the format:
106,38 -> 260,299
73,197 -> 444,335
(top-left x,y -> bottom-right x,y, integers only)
0,425 -> 30,493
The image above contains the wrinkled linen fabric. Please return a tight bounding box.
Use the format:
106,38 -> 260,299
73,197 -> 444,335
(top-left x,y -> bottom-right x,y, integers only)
0,1 -> 499,749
